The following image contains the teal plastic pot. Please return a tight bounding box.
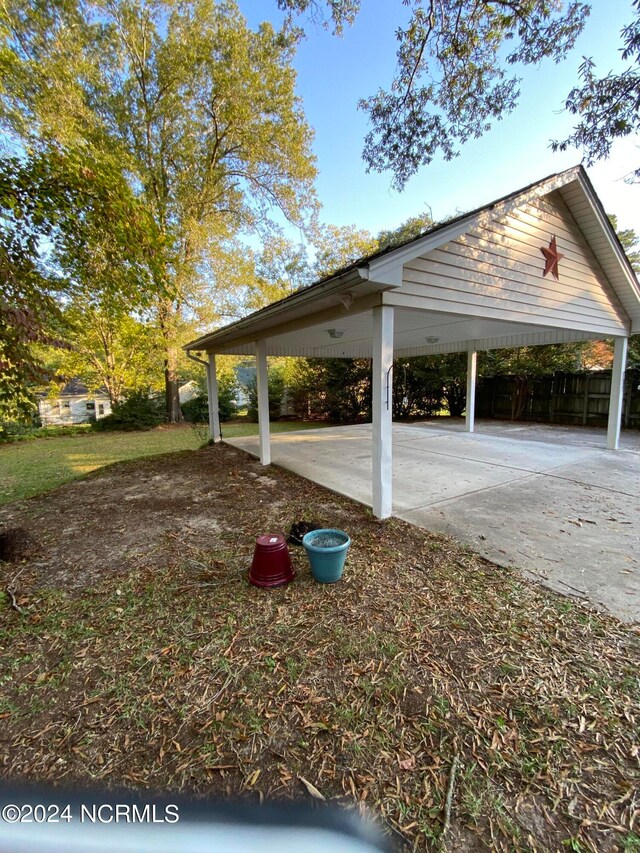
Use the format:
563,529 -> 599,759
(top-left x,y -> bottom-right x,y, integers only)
302,528 -> 351,583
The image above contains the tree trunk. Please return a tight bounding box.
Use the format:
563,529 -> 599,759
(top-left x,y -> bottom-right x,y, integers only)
157,295 -> 184,425
512,378 -> 530,421
446,382 -> 466,417
165,344 -> 183,423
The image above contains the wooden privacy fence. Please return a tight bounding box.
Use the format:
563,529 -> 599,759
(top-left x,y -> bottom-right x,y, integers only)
475,368 -> 640,428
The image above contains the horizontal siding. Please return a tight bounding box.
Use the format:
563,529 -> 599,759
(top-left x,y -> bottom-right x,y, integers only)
496,195 -> 628,315
401,271 -> 619,326
557,182 -> 640,329
472,219 -> 608,283
401,191 -> 630,334
422,242 -> 615,312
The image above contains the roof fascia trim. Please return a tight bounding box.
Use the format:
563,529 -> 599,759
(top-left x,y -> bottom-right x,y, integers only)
185,268 -> 366,351
575,171 -> 640,297
366,219 -> 473,285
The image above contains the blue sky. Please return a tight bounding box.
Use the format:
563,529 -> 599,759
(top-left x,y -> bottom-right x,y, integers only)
242,0 -> 640,239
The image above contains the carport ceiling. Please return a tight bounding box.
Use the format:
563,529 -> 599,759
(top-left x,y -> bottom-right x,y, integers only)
213,307 -> 602,359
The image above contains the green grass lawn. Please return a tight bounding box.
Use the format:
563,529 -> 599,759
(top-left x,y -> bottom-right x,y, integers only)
0,420 -> 328,506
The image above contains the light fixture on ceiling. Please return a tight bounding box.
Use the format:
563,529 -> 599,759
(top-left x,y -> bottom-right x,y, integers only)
327,328 -> 345,339
425,336 -> 440,344
339,293 -> 354,309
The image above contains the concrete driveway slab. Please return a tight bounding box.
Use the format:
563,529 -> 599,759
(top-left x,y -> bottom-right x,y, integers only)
398,467 -> 640,623
394,431 -> 594,477
226,422 -> 640,622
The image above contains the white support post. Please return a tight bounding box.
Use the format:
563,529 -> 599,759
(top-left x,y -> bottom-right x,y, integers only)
256,339 -> 270,465
607,336 -> 628,450
465,349 -> 477,433
206,354 -> 221,443
372,305 -> 394,519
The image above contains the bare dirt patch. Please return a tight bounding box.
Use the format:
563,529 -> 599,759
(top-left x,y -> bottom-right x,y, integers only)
0,443 -> 638,851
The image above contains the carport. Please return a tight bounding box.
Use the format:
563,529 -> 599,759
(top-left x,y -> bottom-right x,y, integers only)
185,166 -> 640,520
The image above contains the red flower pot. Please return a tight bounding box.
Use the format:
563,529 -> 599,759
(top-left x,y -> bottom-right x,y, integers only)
249,534 -> 295,588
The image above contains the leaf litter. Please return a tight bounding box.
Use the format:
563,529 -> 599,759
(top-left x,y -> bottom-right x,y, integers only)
0,442 -> 638,851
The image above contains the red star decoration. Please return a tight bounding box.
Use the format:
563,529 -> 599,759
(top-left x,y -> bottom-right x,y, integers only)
540,235 -> 564,280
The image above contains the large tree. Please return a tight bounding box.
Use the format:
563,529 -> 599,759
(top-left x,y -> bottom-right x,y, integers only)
44,299 -> 163,404
280,0 -> 589,188
554,0 -> 640,179
0,0 -> 318,420
0,147 -> 157,420
281,1 -> 640,187
481,344 -> 583,420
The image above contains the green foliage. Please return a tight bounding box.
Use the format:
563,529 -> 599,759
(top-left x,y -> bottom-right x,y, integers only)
246,364 -> 286,422
94,391 -> 164,432
392,358 -> 444,419
43,302 -> 164,405
0,423 -> 93,443
439,353 -> 469,417
392,354 -> 468,418
313,224 -> 378,278
481,344 -> 584,381
250,235 -> 312,309
0,0 -> 319,420
0,153 -> 64,421
288,354 -> 464,424
0,147 -> 160,421
218,371 -> 239,422
480,344 -> 583,420
554,2 -> 640,178
287,358 -> 371,423
376,211 -> 435,252
609,214 -> 640,272
276,0 -> 360,36
357,0 -> 588,188
628,338 -> 640,367
321,359 -> 371,422
182,369 -> 237,423
283,0 -> 636,188
180,395 -> 209,425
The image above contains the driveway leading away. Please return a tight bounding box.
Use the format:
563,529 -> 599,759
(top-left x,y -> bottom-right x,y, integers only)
227,421 -> 640,623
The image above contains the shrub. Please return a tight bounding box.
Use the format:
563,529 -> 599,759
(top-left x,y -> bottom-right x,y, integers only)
181,394 -> 209,424
181,370 -> 237,423
218,371 -> 238,421
0,421 -> 98,443
246,365 -> 285,422
94,391 -> 164,431
287,358 -> 371,423
392,359 -> 442,419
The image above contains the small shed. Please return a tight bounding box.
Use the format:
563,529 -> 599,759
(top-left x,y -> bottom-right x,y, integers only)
38,380 -> 112,426
185,166 -> 640,518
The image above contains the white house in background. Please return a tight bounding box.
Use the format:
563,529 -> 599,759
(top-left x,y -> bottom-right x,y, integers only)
38,379 -> 112,426
234,365 -> 254,407
178,380 -> 200,405
39,379 -> 200,426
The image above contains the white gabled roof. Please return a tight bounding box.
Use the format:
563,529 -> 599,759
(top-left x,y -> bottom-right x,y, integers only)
558,170 -> 640,331
186,166 -> 640,356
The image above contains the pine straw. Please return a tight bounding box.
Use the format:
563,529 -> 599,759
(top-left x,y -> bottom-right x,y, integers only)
0,443 -> 638,851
